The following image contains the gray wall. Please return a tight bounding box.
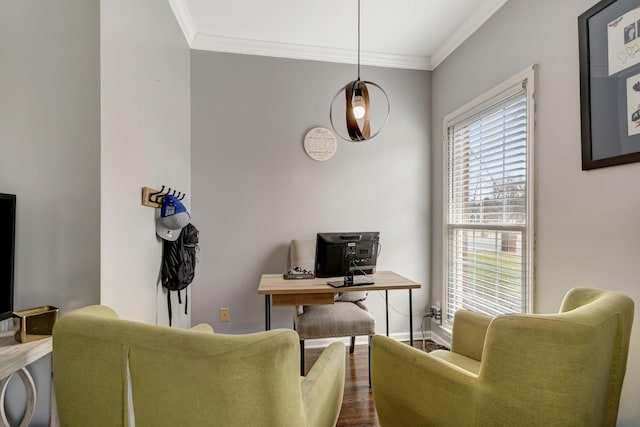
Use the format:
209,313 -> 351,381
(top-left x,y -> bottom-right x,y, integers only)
100,0 -> 191,326
431,0 -> 640,424
1,0 -> 190,423
0,1 -> 101,425
191,51 -> 431,336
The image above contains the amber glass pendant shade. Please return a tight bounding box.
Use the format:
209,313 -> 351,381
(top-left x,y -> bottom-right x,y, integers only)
330,79 -> 389,142
329,0 -> 390,142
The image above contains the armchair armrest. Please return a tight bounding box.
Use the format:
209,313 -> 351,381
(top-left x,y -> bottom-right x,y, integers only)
371,335 -> 479,427
301,342 -> 345,427
61,304 -> 119,319
190,323 -> 214,333
451,310 -> 492,361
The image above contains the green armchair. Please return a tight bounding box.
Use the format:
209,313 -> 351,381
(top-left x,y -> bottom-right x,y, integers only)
53,305 -> 345,427
371,287 -> 634,426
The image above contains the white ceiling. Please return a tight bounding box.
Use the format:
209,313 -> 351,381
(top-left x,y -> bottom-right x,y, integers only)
169,0 -> 509,71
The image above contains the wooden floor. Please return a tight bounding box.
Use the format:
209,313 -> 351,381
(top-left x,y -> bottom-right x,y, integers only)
304,339 -> 447,427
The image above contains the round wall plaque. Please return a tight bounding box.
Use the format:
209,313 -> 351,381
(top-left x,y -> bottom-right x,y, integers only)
303,127 -> 337,161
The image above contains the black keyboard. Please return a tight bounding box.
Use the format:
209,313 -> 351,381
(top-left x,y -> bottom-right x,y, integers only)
327,279 -> 374,288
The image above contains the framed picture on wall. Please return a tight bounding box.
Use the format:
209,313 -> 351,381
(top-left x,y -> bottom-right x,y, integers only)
579,0 -> 640,170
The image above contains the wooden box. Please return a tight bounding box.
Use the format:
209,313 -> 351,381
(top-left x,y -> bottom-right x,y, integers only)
12,306 -> 59,343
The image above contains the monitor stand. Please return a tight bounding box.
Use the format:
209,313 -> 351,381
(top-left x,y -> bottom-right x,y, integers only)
327,272 -> 374,288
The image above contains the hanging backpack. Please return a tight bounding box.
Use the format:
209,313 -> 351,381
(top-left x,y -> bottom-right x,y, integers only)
161,222 -> 199,326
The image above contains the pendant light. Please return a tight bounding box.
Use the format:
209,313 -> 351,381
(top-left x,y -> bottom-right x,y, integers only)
330,0 -> 390,142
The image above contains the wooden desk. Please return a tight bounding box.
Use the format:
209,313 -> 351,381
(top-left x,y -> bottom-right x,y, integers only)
258,271 -> 421,344
0,332 -> 55,427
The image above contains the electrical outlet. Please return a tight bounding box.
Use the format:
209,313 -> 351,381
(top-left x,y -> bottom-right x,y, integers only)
430,306 -> 442,325
220,307 -> 230,322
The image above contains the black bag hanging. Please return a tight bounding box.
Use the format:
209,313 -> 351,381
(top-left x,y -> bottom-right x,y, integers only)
161,223 -> 199,326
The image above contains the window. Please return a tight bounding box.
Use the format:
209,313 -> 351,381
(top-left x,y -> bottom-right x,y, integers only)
442,66 -> 535,329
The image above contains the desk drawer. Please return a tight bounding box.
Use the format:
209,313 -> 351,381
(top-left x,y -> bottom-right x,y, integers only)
272,293 -> 334,306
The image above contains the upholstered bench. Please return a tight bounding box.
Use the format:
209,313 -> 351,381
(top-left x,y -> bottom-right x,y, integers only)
295,299 -> 375,376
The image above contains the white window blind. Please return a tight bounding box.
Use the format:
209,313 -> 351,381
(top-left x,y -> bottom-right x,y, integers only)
444,67 -> 534,329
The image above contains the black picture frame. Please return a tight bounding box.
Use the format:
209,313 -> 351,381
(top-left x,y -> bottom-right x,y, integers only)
579,0 -> 640,170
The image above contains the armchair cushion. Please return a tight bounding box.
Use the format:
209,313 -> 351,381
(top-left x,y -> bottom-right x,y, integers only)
429,349 -> 481,375
295,301 -> 375,339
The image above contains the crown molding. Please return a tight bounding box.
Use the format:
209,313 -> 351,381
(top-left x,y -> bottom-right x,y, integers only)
430,0 -> 509,68
167,0 -> 430,69
190,33 -> 431,70
169,0 -> 510,71
168,0 -> 197,46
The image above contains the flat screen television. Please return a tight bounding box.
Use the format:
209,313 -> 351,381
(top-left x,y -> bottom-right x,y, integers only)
315,232 -> 380,288
0,193 -> 16,321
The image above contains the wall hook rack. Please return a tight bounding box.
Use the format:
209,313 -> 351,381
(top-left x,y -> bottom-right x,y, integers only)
141,186 -> 186,208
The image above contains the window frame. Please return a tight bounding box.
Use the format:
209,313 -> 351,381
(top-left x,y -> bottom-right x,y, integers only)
441,65 -> 536,330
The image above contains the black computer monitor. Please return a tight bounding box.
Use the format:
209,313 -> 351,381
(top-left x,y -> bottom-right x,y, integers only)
0,193 -> 16,321
315,232 -> 380,287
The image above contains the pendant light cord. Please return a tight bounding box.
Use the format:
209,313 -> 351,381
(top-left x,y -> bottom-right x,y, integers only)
357,0 -> 361,80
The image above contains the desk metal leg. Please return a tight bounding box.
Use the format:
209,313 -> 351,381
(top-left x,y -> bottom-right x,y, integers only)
409,289 -> 413,346
265,295 -> 271,330
385,290 -> 389,337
